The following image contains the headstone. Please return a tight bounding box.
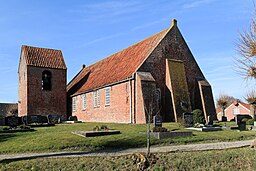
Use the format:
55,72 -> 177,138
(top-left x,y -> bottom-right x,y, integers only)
41,116 -> 48,123
5,116 -> 21,127
68,116 -> 78,121
221,116 -> 227,122
236,114 -> 252,125
27,115 -> 41,124
48,115 -> 61,124
207,115 -> 213,125
153,115 -> 162,127
182,113 -> 193,127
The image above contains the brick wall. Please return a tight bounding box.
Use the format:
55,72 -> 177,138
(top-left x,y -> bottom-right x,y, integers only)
138,24 -> 215,121
18,52 -> 27,116
18,64 -> 67,117
72,81 -> 133,123
0,103 -> 18,126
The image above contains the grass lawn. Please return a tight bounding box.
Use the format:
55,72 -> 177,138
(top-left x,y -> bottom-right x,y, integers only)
1,147 -> 256,170
0,122 -> 256,154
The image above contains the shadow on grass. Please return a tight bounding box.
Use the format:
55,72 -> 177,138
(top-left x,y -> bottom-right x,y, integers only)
0,133 -> 17,143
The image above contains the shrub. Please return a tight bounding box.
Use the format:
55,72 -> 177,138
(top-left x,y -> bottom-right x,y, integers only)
18,125 -> 31,129
177,117 -> 186,128
246,118 -> 255,125
192,109 -> 205,124
152,127 -> 168,132
242,118 -> 248,123
100,125 -> 109,130
93,125 -> 109,131
68,116 -> 78,121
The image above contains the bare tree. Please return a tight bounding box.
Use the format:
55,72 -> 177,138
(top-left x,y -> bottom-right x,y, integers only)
235,3 -> 256,79
245,90 -> 256,119
216,94 -> 235,117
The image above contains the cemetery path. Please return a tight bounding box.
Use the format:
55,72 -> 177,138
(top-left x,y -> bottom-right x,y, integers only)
0,139 -> 254,162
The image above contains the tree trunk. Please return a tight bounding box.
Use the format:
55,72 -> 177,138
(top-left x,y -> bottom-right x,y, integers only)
147,115 -> 150,156
250,104 -> 255,120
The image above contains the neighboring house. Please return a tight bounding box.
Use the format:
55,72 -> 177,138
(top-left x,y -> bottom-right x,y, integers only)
216,100 -> 251,121
0,103 -> 18,126
18,45 -> 67,117
67,19 -> 216,124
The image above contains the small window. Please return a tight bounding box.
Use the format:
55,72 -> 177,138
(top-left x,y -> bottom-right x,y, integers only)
82,94 -> 86,110
72,97 -> 77,112
93,90 -> 100,108
233,106 -> 240,115
105,87 -> 110,106
42,70 -> 52,90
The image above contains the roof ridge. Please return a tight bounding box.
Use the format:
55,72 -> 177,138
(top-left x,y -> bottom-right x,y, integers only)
22,45 -> 62,52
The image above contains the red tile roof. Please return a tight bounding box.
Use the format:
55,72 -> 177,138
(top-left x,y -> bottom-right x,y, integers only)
67,27 -> 171,95
240,101 -> 250,110
216,101 -> 251,114
21,45 -> 66,69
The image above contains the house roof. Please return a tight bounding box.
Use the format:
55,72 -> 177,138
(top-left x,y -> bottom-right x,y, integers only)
67,27 -> 172,95
216,100 -> 250,114
21,45 -> 66,69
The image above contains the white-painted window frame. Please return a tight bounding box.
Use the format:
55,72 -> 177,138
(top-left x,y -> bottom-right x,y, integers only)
105,87 -> 110,106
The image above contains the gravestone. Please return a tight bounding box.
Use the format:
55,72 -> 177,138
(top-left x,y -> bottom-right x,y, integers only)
207,115 -> 213,126
41,116 -> 48,123
27,115 -> 42,124
236,114 -> 252,131
221,116 -> 227,122
236,114 -> 252,125
5,116 -> 21,127
182,112 -> 193,127
48,115 -> 61,124
153,115 -> 162,128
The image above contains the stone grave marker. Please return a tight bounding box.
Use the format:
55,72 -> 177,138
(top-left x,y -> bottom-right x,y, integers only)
182,112 -> 193,127
207,115 -> 213,126
5,116 -> 21,127
153,115 -> 162,128
236,114 -> 252,131
236,114 -> 252,125
48,115 -> 61,124
221,116 -> 227,122
27,115 -> 41,124
41,116 -> 49,123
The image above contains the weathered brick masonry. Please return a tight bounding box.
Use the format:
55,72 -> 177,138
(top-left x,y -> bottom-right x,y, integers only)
67,19 -> 216,123
18,45 -> 67,117
18,19 -> 216,123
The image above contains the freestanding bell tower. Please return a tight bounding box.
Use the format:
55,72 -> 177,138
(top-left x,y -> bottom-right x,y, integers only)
18,45 -> 67,117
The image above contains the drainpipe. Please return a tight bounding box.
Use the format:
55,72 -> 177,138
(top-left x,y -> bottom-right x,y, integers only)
129,74 -> 135,124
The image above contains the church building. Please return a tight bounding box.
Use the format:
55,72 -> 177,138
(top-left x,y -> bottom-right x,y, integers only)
18,19 -> 216,124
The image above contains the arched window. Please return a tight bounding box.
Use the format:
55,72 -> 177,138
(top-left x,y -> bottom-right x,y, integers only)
42,70 -> 52,90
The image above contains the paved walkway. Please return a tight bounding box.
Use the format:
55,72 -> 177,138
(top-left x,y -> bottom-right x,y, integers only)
0,140 -> 254,162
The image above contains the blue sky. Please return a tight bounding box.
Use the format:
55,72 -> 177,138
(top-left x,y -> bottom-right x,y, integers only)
0,0 -> 254,103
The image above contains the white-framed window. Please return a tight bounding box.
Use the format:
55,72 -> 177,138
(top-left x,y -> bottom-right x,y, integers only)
105,87 -> 110,106
72,97 -> 77,112
82,94 -> 86,110
233,106 -> 240,115
93,90 -> 100,108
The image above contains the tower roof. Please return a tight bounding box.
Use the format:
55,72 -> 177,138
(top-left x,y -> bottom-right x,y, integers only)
21,45 -> 66,69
